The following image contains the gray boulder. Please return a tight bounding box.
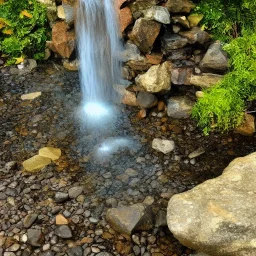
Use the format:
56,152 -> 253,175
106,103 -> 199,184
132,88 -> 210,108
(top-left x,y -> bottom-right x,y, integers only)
136,92 -> 158,109
199,41 -> 228,73
167,152 -> 256,256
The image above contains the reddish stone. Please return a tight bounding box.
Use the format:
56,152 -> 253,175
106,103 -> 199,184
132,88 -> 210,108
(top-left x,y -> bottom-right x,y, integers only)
52,21 -> 75,58
146,53 -> 163,65
119,7 -> 133,33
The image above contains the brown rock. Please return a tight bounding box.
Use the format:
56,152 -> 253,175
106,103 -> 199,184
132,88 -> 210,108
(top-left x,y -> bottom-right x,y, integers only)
179,27 -> 210,44
52,21 -> 75,58
165,0 -> 195,13
63,59 -> 79,71
190,73 -> 223,89
137,109 -> 147,119
122,90 -> 138,107
119,7 -> 133,32
127,59 -> 152,71
129,18 -> 161,54
146,53 -> 163,65
56,214 -> 69,225
158,101 -> 165,111
171,67 -> 193,85
235,113 -> 255,136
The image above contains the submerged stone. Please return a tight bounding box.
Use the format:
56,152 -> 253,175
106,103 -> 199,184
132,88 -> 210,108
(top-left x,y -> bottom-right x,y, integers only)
21,92 -> 41,100
23,155 -> 51,172
39,147 -> 61,161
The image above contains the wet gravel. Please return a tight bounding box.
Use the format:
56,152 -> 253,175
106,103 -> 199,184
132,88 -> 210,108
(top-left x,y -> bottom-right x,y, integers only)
0,63 -> 255,256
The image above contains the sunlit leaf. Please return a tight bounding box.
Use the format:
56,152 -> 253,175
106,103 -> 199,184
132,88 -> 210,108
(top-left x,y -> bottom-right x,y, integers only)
21,10 -> 33,19
14,56 -> 24,64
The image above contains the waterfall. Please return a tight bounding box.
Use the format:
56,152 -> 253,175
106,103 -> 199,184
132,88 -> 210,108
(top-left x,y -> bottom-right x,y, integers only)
76,0 -> 122,106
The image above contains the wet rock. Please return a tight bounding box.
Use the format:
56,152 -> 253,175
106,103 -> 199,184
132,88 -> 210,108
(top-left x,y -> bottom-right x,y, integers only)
39,147 -> 61,161
162,34 -> 188,51
135,61 -> 172,93
121,42 -> 144,62
152,139 -> 175,154
167,152 -> 256,256
67,246 -> 83,256
166,47 -> 193,60
55,192 -> 69,203
165,0 -> 195,13
190,73 -> 223,89
167,96 -> 194,119
27,229 -> 45,247
136,92 -> 158,109
235,113 -> 255,136
188,147 -> 205,159
22,155 -> 51,172
23,213 -> 38,228
122,90 -> 138,107
59,3 -> 74,24
63,59 -> 79,71
129,18 -> 161,54
199,41 -> 228,73
106,203 -> 154,235
55,225 -> 73,239
68,186 -> 84,199
144,6 -> 170,24
51,21 -> 75,58
145,52 -> 163,65
21,92 -> 42,100
119,7 -> 133,33
179,27 -> 210,44
155,210 -> 167,227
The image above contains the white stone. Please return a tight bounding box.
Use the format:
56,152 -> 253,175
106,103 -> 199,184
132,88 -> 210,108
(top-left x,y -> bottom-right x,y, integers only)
152,138 -> 175,154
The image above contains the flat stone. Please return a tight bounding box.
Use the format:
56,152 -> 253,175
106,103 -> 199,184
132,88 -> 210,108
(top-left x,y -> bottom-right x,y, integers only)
23,213 -> 38,228
68,186 -> 84,199
39,147 -> 61,161
152,139 -> 175,154
23,155 -> 51,172
21,92 -> 41,100
188,147 -> 206,159
56,214 -> 69,225
55,225 -> 72,239
67,246 -> 83,256
55,192 -> 69,203
190,73 -> 223,89
167,152 -> 256,256
27,229 -> 45,247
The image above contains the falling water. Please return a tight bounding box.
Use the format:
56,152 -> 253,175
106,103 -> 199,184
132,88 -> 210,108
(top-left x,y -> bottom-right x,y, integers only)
76,0 -> 122,106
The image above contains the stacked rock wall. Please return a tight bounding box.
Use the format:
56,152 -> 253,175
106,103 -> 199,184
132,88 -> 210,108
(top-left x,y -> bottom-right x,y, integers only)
43,0 -> 229,118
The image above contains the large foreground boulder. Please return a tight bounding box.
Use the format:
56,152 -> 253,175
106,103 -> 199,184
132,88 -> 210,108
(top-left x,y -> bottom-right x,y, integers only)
167,152 -> 256,256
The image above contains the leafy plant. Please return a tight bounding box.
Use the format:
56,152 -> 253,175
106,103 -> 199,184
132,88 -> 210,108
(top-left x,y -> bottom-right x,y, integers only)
0,0 -> 49,64
192,31 -> 256,134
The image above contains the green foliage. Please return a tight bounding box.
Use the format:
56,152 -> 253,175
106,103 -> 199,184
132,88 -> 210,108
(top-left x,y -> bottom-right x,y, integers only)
0,0 -> 49,64
192,32 -> 256,134
194,0 -> 256,42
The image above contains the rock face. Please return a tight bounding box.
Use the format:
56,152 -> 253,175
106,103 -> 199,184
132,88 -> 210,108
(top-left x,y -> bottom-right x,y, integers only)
106,203 -> 154,235
167,152 -> 256,256
129,18 -> 161,54
51,21 -> 75,58
135,61 -> 172,93
199,41 -> 228,73
167,96 -> 194,118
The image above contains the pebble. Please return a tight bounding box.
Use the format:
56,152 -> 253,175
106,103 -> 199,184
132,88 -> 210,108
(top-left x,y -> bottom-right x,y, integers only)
55,225 -> 73,239
55,192 -> 69,203
68,186 -> 84,199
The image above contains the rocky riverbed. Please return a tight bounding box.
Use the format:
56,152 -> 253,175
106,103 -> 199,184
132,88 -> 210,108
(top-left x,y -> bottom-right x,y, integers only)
0,63 -> 255,256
